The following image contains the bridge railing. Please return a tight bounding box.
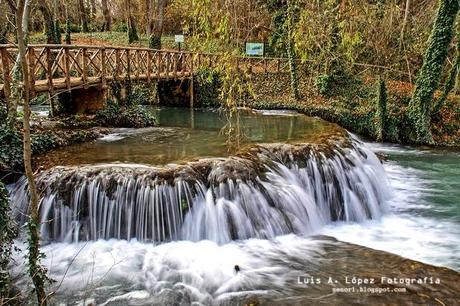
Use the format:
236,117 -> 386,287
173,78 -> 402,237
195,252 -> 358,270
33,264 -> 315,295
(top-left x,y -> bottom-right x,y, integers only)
0,44 -> 304,102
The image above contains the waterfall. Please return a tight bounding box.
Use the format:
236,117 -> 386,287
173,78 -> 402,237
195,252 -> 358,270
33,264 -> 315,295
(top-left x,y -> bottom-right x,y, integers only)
9,136 -> 391,244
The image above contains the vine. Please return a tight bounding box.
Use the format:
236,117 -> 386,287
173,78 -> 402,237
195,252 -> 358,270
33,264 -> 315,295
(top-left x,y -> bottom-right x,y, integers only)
374,77 -> 388,141
407,0 -> 459,144
0,182 -> 17,299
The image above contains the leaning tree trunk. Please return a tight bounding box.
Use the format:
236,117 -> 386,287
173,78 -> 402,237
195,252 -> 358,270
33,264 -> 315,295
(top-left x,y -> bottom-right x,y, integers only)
149,0 -> 166,49
407,0 -> 459,144
16,0 -> 48,304
101,0 -> 111,31
78,0 -> 89,32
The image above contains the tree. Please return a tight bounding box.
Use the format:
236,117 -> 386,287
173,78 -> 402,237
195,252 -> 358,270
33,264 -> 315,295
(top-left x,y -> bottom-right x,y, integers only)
101,0 -> 111,31
261,0 -> 299,100
286,0 -> 299,100
148,0 -> 167,49
126,0 -> 139,43
78,0 -> 89,32
37,0 -> 60,44
407,0 -> 459,144
432,20 -> 460,115
14,0 -> 48,304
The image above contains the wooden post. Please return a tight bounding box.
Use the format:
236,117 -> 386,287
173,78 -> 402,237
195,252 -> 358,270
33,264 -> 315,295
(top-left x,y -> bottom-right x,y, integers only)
64,48 -> 71,90
157,51 -> 161,78
27,47 -> 36,99
46,47 -> 55,116
147,50 -> 151,83
135,49 -> 140,80
82,47 -> 88,88
174,53 -> 178,80
101,47 -> 107,89
166,53 -> 170,80
100,47 -> 108,103
0,47 -> 11,109
126,49 -> 130,81
115,48 -> 121,80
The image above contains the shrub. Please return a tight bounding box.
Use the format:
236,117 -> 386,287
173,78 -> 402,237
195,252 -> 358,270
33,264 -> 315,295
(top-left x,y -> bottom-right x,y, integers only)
96,101 -> 156,128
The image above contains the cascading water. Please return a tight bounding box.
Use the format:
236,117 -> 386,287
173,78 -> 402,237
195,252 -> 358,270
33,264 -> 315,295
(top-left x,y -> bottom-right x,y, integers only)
10,135 -> 390,244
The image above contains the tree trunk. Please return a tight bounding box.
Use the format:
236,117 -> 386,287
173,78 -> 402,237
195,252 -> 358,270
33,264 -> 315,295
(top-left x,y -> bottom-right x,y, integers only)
407,0 -> 459,144
101,0 -> 111,31
287,0 -> 299,100
79,0 -> 89,32
16,0 -> 48,305
90,0 -> 96,21
149,0 -> 166,49
37,1 -> 59,44
126,0 -> 139,43
432,21 -> 460,115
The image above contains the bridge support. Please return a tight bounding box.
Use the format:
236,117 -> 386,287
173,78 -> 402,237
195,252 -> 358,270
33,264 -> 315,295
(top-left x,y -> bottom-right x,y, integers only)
72,87 -> 107,114
157,79 -> 193,107
57,87 -> 107,115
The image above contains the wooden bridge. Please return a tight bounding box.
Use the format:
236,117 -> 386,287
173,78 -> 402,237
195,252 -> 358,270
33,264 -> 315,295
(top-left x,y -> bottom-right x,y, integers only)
0,44 -> 293,103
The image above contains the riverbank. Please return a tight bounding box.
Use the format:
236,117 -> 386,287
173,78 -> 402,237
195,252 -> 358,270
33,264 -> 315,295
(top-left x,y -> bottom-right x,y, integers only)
189,67 -> 459,147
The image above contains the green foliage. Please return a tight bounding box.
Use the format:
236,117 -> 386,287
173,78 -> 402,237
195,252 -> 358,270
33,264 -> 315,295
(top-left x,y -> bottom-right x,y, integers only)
65,19 -> 72,44
26,217 -> 51,304
112,22 -> 128,33
96,101 -> 157,128
127,84 -> 157,106
408,0 -> 459,144
315,74 -> 335,97
0,126 -> 58,171
194,68 -> 222,107
0,102 -> 6,124
149,35 -> 162,49
0,126 -> 24,171
0,182 -> 16,297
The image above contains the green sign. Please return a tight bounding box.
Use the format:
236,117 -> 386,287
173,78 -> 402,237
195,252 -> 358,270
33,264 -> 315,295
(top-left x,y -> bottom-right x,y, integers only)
245,42 -> 264,56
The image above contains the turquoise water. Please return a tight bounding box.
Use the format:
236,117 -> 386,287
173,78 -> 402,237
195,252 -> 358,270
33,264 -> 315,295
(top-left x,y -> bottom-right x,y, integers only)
322,143 -> 460,270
